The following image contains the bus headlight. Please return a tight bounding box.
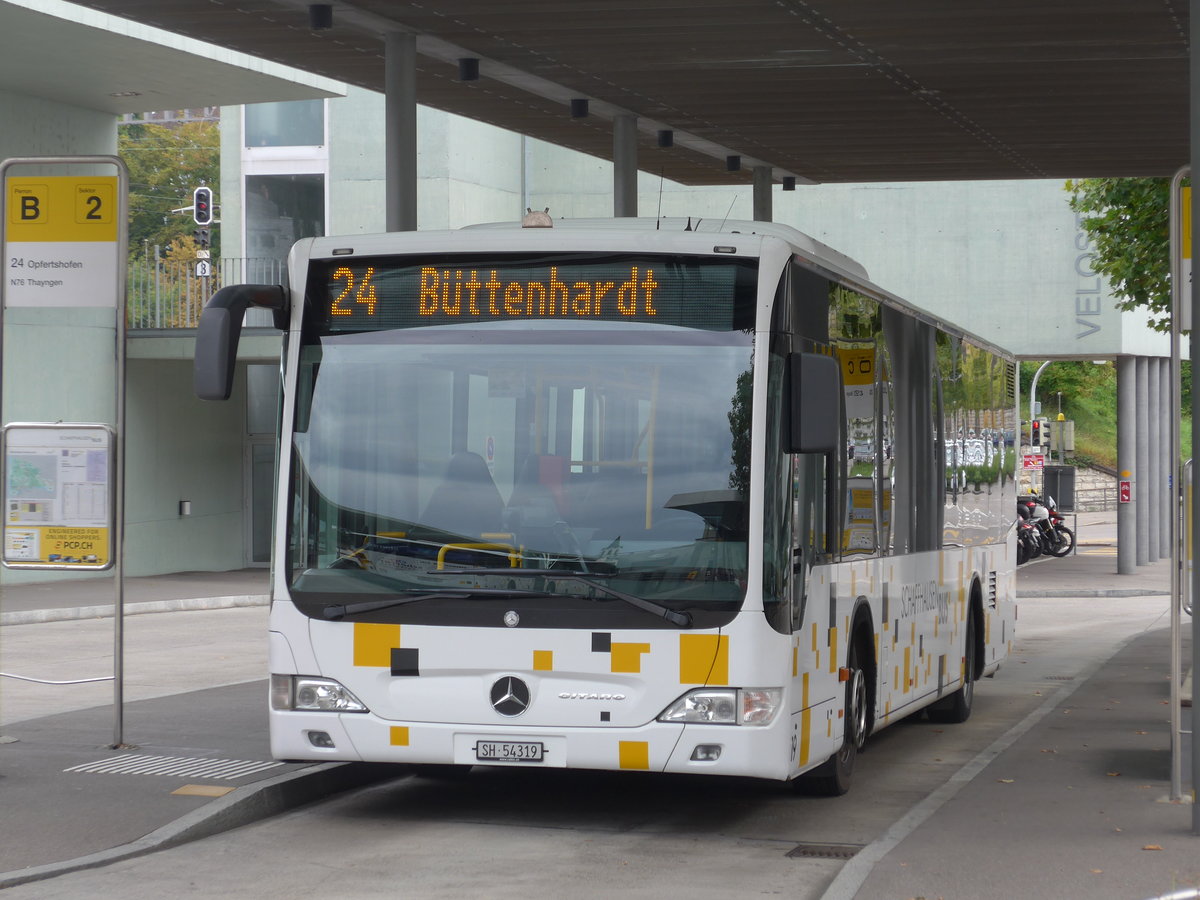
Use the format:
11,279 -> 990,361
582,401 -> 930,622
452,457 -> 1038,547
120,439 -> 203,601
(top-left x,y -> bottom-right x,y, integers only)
271,674 -> 368,712
657,688 -> 781,726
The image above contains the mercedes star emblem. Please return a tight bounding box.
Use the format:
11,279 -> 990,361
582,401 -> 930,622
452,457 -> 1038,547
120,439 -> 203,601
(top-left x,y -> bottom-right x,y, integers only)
490,676 -> 531,717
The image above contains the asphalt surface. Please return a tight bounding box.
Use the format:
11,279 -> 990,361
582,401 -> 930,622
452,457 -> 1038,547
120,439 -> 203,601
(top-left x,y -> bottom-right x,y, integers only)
0,513 -> 1196,899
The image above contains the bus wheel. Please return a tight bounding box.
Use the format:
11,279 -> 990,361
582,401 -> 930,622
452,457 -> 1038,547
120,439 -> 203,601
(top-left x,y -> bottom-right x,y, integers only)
796,636 -> 867,796
928,609 -> 977,724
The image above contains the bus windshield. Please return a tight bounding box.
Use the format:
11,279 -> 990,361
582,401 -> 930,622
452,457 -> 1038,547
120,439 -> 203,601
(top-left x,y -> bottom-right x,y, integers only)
286,253 -> 757,629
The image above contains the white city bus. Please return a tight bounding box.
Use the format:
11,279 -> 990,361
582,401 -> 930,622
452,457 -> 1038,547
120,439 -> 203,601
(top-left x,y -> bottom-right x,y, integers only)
195,216 -> 1017,795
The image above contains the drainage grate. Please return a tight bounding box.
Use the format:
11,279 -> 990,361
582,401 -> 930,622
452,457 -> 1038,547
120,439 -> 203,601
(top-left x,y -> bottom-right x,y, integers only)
786,842 -> 864,860
64,753 -> 284,781
1046,675 -> 1076,681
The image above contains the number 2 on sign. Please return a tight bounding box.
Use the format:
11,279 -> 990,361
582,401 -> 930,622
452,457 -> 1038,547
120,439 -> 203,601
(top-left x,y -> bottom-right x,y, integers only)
331,266 -> 378,316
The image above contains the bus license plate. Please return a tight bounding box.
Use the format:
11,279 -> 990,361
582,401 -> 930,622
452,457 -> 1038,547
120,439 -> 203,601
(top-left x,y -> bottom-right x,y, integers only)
475,740 -> 545,762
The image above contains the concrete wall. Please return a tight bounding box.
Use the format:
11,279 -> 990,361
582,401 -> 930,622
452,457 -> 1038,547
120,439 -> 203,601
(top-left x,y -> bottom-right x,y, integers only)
124,359 -> 247,575
0,88 -> 116,159
772,180 -> 1171,361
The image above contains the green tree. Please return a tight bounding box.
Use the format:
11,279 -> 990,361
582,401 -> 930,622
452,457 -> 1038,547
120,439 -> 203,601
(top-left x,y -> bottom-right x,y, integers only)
1065,177 -> 1176,333
119,120 -> 219,258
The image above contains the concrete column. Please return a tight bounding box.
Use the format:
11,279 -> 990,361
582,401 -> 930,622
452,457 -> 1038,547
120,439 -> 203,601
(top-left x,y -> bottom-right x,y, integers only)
613,114 -> 638,218
385,32 -> 417,232
753,166 -> 773,222
1160,358 -> 1173,559
1116,355 -> 1137,575
1135,356 -> 1150,565
1147,357 -> 1161,562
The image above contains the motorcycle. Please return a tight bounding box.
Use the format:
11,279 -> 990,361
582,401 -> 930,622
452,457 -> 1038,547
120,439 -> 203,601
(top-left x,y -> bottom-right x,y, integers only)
1021,493 -> 1074,558
1015,501 -> 1043,564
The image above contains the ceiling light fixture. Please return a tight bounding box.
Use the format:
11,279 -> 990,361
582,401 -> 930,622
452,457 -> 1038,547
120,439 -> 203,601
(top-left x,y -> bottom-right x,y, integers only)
458,58 -> 480,81
308,4 -> 333,30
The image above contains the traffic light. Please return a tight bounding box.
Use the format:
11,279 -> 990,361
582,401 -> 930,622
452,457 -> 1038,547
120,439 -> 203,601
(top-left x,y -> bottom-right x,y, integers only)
193,186 -> 213,225
1030,419 -> 1040,447
1041,419 -> 1052,448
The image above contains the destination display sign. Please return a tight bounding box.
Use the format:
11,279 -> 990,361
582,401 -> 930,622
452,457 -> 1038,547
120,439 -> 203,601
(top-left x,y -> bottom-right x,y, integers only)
311,254 -> 754,333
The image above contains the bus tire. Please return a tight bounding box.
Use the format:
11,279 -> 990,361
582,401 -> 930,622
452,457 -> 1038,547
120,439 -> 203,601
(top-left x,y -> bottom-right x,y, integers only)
928,604 -> 978,724
796,629 -> 870,796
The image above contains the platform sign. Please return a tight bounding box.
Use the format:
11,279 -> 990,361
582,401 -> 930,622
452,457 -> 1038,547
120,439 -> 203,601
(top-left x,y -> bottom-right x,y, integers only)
2,423 -> 114,570
4,175 -> 119,308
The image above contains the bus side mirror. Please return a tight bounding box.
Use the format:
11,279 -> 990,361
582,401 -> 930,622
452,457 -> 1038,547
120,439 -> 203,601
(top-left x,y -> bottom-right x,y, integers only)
788,352 -> 841,453
194,284 -> 287,401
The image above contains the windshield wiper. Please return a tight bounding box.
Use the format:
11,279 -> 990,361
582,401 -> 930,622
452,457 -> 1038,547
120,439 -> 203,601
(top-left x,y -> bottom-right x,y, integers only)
431,568 -> 692,627
323,587 -> 550,620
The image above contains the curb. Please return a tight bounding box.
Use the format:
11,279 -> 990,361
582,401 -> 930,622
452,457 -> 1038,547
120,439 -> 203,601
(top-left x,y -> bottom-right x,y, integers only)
0,594 -> 269,627
0,761 -> 401,890
1016,589 -> 1171,598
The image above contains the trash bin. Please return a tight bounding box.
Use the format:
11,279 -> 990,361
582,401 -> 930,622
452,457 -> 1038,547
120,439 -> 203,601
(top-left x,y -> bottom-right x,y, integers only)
1043,465 -> 1076,512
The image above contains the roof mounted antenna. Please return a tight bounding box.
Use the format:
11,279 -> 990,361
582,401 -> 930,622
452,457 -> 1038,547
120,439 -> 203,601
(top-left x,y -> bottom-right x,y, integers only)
657,167 -> 665,229
718,195 -> 737,231
684,216 -> 693,232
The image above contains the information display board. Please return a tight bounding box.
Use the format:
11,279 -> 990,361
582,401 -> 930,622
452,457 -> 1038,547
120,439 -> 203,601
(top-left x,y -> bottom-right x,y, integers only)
4,175 -> 119,308
2,423 -> 114,569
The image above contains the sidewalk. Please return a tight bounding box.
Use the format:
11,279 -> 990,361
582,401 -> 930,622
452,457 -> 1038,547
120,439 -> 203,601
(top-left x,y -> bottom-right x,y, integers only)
0,523 -> 1191,893
0,567 -> 395,890
1018,509 -> 1173,598
838,623 -> 1196,900
0,568 -> 270,626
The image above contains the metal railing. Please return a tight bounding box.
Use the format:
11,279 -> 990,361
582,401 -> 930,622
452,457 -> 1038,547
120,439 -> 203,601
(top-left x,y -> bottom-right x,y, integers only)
127,252 -> 286,329
1073,484 -> 1119,512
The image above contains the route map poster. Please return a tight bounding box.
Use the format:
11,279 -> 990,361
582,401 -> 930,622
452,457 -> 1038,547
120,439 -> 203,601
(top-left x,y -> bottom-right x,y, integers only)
2,424 -> 114,569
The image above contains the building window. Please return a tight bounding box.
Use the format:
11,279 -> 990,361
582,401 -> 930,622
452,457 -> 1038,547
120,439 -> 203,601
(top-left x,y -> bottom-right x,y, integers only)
245,174 -> 325,260
245,100 -> 324,148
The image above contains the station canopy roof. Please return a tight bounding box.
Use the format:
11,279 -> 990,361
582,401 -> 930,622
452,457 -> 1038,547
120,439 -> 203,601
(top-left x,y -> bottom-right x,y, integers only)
70,0 -> 1189,186
0,0 -> 342,117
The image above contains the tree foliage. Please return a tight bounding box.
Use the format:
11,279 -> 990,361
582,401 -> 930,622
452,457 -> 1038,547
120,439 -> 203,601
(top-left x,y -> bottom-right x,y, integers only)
118,120 -> 219,258
1064,177 -> 1174,333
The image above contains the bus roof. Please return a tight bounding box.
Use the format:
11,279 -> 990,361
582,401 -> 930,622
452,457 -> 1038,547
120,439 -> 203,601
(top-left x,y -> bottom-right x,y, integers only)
465,216 -> 871,283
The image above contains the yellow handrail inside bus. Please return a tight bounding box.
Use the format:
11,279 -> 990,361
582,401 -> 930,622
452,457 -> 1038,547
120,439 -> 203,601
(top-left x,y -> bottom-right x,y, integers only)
436,542 -> 520,570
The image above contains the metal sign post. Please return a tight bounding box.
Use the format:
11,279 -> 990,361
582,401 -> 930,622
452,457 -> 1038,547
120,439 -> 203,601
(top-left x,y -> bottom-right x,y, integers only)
0,156 -> 128,748
1169,165 -> 1188,803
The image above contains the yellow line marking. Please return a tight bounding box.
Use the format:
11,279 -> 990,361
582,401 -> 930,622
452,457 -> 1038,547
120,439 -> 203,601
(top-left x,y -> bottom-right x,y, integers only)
172,784 -> 234,798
